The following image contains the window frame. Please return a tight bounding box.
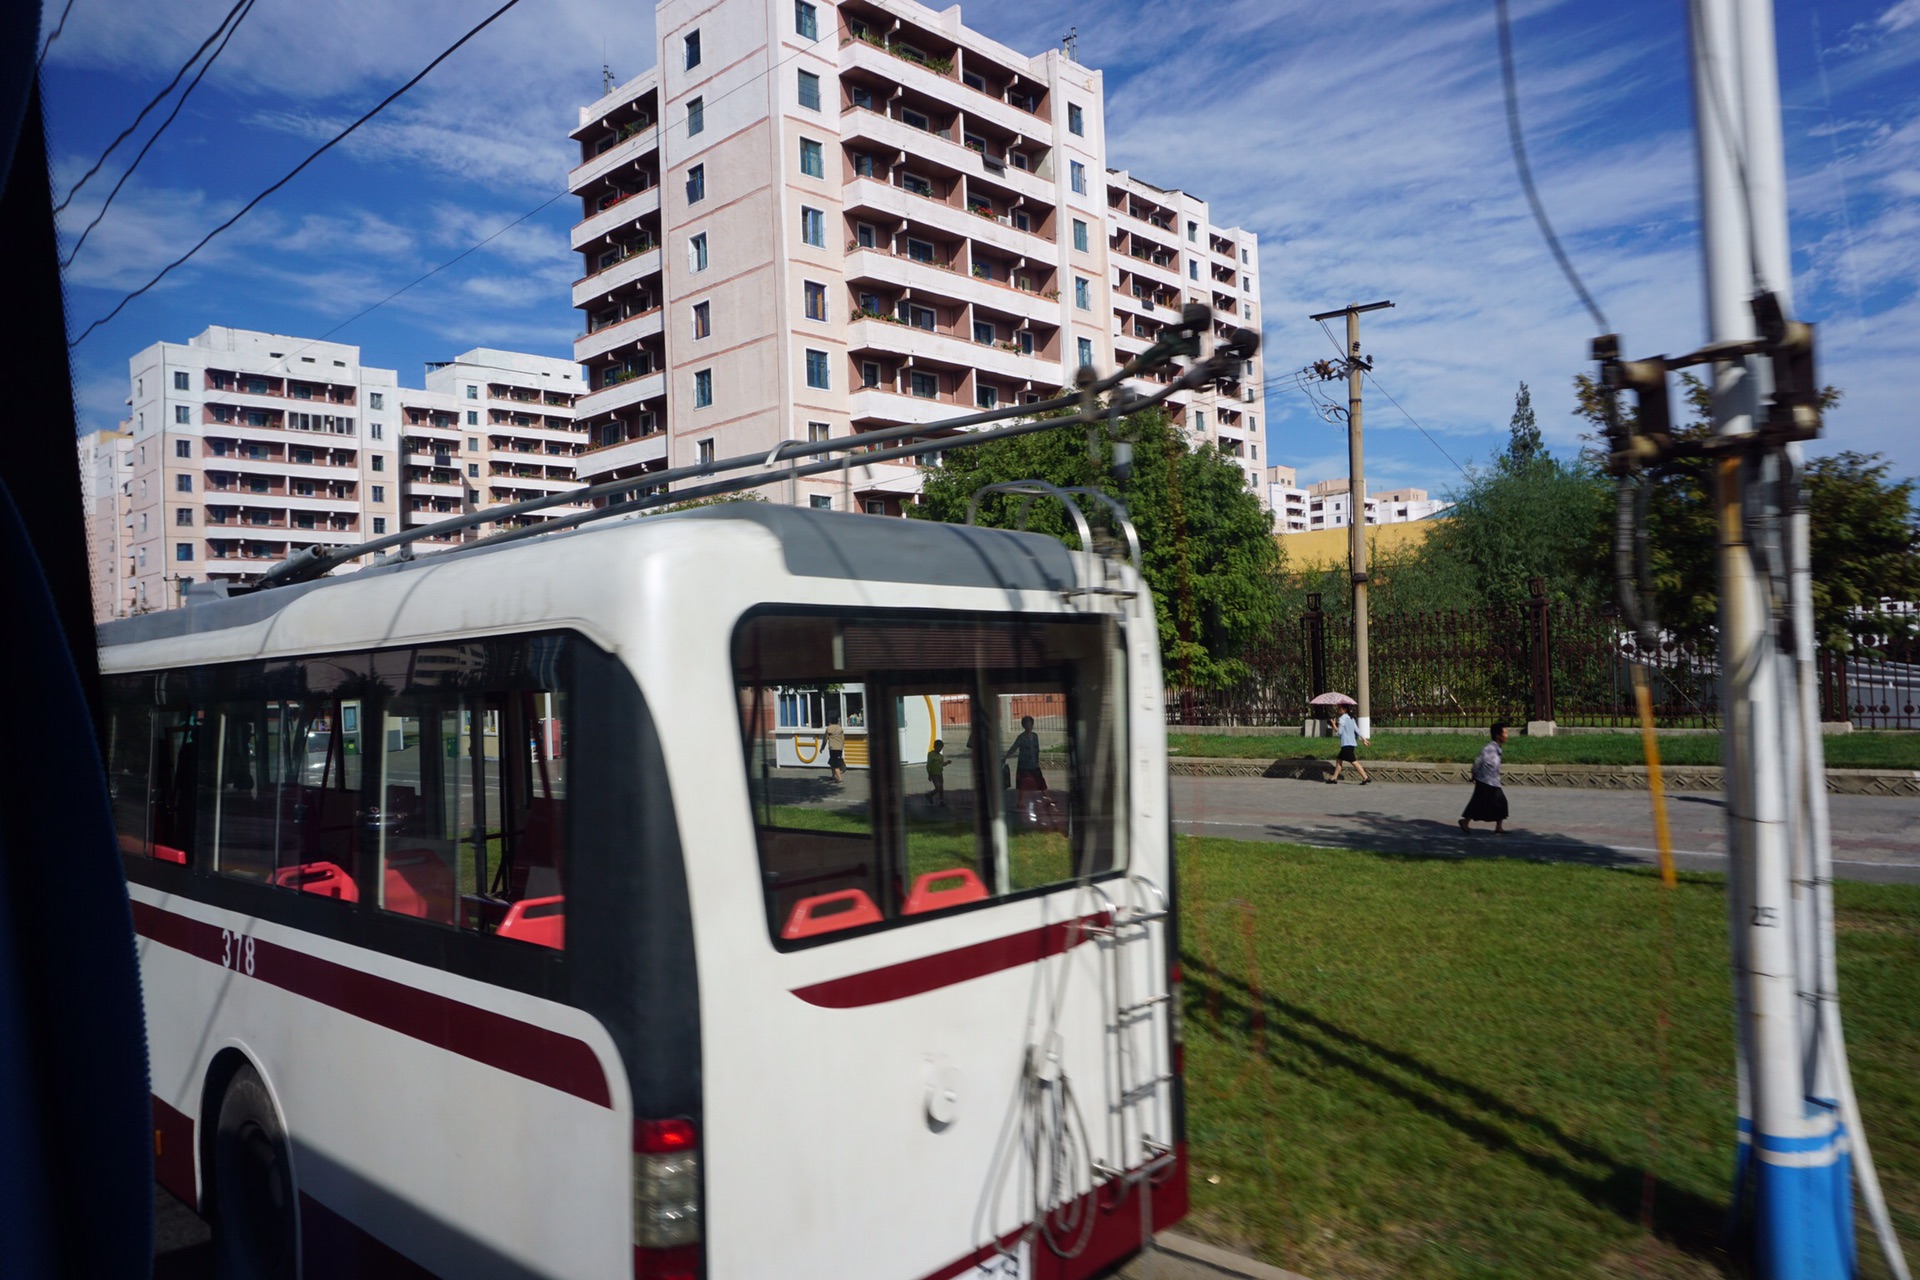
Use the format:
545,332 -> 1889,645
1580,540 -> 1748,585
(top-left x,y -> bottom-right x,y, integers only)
799,138 -> 824,178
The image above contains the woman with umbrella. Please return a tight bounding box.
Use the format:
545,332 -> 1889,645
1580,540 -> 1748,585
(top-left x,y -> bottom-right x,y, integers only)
1312,692 -> 1371,786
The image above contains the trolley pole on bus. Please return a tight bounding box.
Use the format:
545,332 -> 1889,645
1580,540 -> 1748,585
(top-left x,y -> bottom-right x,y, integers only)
1309,300 -> 1392,738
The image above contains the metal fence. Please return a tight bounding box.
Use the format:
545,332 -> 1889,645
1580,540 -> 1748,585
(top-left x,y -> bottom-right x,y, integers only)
1171,588 -> 1916,731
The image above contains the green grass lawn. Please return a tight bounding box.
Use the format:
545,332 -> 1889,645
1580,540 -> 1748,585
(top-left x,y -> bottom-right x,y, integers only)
1176,838 -> 1920,1279
1166,731 -> 1920,771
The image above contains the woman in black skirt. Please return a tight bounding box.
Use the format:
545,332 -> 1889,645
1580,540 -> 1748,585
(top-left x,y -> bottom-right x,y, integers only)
1459,722 -> 1510,835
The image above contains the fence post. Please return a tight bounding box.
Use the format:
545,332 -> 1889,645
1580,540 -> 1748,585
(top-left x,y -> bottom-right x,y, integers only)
1303,593 -> 1326,735
1527,576 -> 1556,735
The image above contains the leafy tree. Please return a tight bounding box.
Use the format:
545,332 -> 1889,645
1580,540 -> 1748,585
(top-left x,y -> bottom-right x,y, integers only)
912,407 -> 1282,687
1505,381 -> 1542,469
1418,453 -> 1613,610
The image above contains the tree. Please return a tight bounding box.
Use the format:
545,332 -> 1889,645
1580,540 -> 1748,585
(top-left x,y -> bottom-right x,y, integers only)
1505,381 -> 1542,469
912,407 -> 1283,688
1419,453 -> 1613,610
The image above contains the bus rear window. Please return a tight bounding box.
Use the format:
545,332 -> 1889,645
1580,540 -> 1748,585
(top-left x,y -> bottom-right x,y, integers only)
734,610 -> 1124,946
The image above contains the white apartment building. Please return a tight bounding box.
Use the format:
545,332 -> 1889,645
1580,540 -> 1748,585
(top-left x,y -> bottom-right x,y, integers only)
95,328 -> 585,618
1264,464 -> 1308,532
565,0 -> 1264,512
1302,477 -> 1452,530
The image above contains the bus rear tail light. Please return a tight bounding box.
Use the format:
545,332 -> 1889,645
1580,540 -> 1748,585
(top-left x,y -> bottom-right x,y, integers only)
633,1119 -> 701,1279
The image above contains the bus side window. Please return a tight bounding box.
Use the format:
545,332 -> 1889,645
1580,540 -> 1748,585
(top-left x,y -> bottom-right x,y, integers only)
107,678 -> 203,867
105,695 -> 154,860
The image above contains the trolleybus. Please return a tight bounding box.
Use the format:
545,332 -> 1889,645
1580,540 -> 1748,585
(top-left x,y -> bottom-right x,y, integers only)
105,502 -> 1184,1279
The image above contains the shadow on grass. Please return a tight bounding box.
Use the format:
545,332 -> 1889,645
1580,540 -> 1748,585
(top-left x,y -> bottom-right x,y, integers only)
1235,806 -> 1673,872
1181,955 -> 1731,1268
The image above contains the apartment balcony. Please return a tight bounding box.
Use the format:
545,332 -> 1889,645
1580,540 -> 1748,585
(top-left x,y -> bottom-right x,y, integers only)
844,248 -> 1061,325
838,37 -> 1048,144
843,176 -> 1053,259
574,306 -> 664,364
573,369 -> 666,418
570,185 -> 661,250
848,317 -> 1058,385
405,479 -> 466,500
1112,288 -> 1180,320
572,246 -> 661,309
567,126 -> 660,194
574,431 -> 667,482
849,386 -> 973,429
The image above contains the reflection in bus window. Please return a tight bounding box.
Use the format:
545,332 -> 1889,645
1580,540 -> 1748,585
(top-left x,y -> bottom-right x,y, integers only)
735,611 -> 1124,945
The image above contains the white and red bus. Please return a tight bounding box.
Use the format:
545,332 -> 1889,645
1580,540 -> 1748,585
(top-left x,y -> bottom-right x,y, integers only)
104,502 -> 1184,1279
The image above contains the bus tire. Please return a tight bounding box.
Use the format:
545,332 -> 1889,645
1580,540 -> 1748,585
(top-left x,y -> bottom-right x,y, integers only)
212,1064 -> 297,1279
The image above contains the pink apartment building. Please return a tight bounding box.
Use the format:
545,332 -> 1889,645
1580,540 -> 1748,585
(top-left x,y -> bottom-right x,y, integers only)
566,0 -> 1265,513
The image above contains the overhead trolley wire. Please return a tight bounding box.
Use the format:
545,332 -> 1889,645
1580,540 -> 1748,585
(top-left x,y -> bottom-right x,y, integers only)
60,0 -> 260,267
35,0 -> 78,69
53,0 -> 253,215
67,0 -> 531,349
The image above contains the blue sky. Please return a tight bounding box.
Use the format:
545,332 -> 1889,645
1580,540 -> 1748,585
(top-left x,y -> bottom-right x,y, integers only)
40,0 -> 1920,500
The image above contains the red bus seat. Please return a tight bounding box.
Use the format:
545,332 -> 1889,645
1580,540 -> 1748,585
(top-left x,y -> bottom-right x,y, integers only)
383,848 -> 454,923
497,895 -> 565,949
153,843 -> 188,865
904,868 -> 988,915
782,888 -> 882,940
271,861 -> 358,901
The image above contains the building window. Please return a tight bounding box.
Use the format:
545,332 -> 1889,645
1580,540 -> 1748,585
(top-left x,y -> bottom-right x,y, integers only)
865,499 -> 886,515
1187,220 -> 1198,242
1251,415 -> 1259,432
973,320 -> 994,344
693,300 -> 711,339
808,421 -> 830,442
371,422 -> 384,440
467,410 -> 479,425
1019,330 -> 1034,355
174,473 -> 192,493
176,543 -> 193,562
1251,442 -> 1259,460
801,205 -> 825,247
905,237 -> 934,263
689,232 -> 709,272
1068,103 -> 1084,135
804,281 -> 828,322
697,439 -> 715,465
798,70 -> 820,110
1077,337 -> 1093,368
371,485 -> 386,503
1074,277 -> 1090,309
370,391 -> 384,409
169,370 -> 188,391
976,385 -> 998,409
909,371 -> 938,399
468,437 -> 480,451
172,404 -> 189,424
1194,411 -> 1205,431
468,463 -> 479,477
1189,260 -> 1199,280
174,439 -> 191,458
1072,218 -> 1088,252
466,385 -> 478,399
686,164 -> 705,203
805,349 -> 830,389
373,517 -> 387,534
861,361 -> 881,388
1244,301 -> 1253,319
799,138 -> 824,178
901,107 -> 930,131
1070,161 -> 1085,194
795,0 -> 817,38
904,303 -> 935,331
903,172 -> 933,197
684,30 -> 701,69
855,222 -> 877,248
372,455 -> 385,472
694,370 -> 713,408
687,96 -> 704,136
852,151 -> 875,177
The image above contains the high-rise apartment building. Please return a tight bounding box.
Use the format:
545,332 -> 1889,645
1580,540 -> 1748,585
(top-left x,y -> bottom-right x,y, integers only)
565,0 -> 1264,512
94,328 -> 585,618
1301,477 -> 1452,530
1264,464 -> 1308,532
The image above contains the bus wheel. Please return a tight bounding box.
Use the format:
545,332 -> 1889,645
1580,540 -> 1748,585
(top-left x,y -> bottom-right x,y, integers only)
212,1065 -> 297,1279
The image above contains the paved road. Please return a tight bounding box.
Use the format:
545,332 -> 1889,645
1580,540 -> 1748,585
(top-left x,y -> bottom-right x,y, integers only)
1171,775 -> 1920,884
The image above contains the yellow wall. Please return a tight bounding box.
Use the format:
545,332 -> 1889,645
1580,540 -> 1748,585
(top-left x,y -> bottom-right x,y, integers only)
1277,519 -> 1446,571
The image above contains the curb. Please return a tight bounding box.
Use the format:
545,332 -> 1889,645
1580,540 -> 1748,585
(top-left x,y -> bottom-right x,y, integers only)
1116,1232 -> 1313,1280
1167,756 -> 1920,796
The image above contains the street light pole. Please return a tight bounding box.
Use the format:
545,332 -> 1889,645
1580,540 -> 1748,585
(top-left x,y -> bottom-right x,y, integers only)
1309,300 -> 1393,737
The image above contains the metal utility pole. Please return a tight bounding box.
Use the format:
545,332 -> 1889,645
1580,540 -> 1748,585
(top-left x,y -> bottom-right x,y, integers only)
1309,300 -> 1393,737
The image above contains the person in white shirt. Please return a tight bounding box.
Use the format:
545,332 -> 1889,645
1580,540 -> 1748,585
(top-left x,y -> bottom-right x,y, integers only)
1458,722 -> 1510,834
1328,708 -> 1371,785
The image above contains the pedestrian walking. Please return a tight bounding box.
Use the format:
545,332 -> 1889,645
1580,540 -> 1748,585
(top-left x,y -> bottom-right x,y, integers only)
1459,722 -> 1510,835
926,739 -> 948,807
1327,707 -> 1371,785
1003,715 -> 1046,824
824,713 -> 846,784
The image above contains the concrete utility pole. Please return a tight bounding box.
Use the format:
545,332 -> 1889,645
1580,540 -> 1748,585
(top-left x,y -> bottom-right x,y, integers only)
1309,300 -> 1393,736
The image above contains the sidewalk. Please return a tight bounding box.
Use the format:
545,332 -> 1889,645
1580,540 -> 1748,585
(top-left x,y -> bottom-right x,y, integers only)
1115,1232 -> 1311,1280
1168,754 -> 1920,796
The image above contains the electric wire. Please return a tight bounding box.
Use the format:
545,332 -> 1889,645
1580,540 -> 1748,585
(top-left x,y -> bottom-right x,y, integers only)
60,0 -> 259,267
1365,373 -> 1470,481
67,0 -> 531,349
53,0 -> 252,215
1493,0 -> 1610,333
35,0 -> 77,69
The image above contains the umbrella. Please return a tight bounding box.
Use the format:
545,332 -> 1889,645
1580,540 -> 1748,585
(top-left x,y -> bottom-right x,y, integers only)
1308,691 -> 1356,707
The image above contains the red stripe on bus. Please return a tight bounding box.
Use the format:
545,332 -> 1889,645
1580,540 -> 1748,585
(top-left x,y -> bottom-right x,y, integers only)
131,901 -> 611,1108
790,913 -> 1109,1009
152,1094 -> 196,1208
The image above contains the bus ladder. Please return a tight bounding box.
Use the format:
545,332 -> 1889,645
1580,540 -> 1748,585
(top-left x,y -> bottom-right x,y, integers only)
1086,874 -> 1175,1192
